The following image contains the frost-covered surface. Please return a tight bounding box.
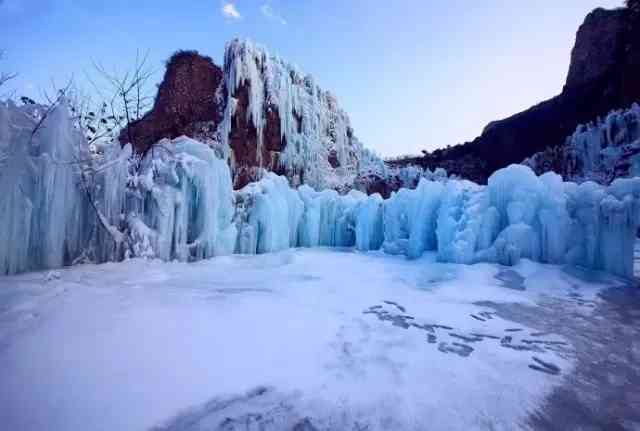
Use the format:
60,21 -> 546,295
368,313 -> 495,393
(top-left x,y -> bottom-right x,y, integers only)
235,166 -> 640,278
222,39 -> 381,190
524,103 -> 640,184
1,248 -> 628,431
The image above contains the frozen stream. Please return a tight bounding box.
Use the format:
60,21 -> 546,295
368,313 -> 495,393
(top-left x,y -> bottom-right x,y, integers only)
0,249 -> 638,430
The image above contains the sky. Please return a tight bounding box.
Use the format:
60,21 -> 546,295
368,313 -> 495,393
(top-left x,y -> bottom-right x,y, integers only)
0,0 -> 624,157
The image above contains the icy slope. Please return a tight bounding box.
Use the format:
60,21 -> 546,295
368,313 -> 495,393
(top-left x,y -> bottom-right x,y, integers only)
524,103 -> 640,184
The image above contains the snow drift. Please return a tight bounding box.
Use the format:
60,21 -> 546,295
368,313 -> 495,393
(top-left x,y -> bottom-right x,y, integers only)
1,99 -> 640,278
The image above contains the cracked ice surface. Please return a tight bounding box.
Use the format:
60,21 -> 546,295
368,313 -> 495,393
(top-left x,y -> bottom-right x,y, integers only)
0,249 -> 631,431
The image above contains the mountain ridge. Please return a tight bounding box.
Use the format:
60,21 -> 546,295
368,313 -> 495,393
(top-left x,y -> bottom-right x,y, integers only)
392,3 -> 640,183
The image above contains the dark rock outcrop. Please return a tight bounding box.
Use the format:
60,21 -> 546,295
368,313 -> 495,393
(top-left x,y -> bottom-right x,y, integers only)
120,51 -> 225,154
392,4 -> 640,183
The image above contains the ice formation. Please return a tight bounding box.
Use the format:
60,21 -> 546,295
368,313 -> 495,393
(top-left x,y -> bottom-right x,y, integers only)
1,98 -> 640,279
233,173 -> 303,254
0,100 -> 90,274
114,137 -> 238,262
221,39 -> 381,190
235,164 -> 640,278
524,103 -> 640,184
0,100 -> 236,274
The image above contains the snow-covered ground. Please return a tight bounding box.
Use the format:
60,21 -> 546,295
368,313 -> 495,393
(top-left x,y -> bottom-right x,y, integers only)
0,249 -> 635,431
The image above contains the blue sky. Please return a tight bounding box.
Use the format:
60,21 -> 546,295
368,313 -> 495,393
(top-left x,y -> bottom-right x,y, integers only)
0,0 -> 624,156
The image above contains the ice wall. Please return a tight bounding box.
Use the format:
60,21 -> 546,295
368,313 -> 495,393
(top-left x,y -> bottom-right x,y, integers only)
233,173 -> 303,254
386,165 -> 640,278
0,101 -> 89,275
97,137 -> 237,263
233,173 -> 383,253
1,97 -> 639,279
235,165 -> 640,278
0,99 -> 237,274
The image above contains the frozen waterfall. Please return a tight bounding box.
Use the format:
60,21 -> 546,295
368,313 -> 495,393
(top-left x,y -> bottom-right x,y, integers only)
1,99 -> 639,279
236,165 -> 640,278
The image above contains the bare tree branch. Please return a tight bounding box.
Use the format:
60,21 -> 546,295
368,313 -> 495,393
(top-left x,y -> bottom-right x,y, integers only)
27,79 -> 73,146
0,49 -> 18,88
90,49 -> 156,149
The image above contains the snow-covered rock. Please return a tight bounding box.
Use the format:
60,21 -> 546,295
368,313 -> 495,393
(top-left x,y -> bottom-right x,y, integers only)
122,40 -> 383,192
222,39 -> 380,190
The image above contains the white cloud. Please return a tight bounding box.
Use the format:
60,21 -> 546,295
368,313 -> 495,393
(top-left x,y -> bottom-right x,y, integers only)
260,3 -> 286,25
221,2 -> 241,20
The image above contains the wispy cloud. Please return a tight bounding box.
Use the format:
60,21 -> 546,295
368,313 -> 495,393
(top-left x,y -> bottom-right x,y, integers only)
221,2 -> 241,20
260,3 -> 286,25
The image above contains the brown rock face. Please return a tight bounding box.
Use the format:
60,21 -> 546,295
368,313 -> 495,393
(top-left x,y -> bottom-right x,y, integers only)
228,82 -> 287,188
391,5 -> 640,183
119,51 -> 224,154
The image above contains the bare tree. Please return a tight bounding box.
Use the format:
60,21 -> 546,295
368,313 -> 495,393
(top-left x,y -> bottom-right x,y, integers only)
63,51 -> 159,258
0,49 -> 17,89
86,50 -> 156,149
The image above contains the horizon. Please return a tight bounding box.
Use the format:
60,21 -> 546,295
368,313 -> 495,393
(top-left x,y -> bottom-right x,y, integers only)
0,0 -> 624,157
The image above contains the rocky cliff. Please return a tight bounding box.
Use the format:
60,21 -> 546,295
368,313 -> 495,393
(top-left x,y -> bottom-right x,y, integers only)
393,4 -> 640,183
121,40 -> 381,191
120,51 -> 225,153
